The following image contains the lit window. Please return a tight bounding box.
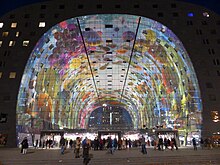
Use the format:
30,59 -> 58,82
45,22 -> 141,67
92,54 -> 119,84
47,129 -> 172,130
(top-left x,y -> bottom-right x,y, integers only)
9,41 -> 16,47
0,72 -> 2,78
23,40 -> 29,47
187,12 -> 194,17
203,12 -> 210,17
11,22 -> 17,28
0,41 -> 3,47
211,111 -> 219,122
9,72 -> 16,78
15,32 -> 20,37
2,32 -> 9,37
39,22 -> 46,27
0,23 -> 3,28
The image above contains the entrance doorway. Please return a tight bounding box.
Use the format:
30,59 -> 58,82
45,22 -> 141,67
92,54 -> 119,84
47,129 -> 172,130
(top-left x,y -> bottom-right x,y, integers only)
98,130 -> 122,140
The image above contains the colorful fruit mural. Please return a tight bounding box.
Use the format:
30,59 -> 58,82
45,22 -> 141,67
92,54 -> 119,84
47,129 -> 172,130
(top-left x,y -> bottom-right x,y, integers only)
16,14 -> 202,136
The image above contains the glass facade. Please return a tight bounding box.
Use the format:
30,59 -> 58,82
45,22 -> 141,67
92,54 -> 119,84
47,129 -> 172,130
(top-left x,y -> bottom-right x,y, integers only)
16,14 -> 202,137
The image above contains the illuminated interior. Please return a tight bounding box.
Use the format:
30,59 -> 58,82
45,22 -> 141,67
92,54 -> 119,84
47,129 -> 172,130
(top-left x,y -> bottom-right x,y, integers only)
16,14 -> 202,137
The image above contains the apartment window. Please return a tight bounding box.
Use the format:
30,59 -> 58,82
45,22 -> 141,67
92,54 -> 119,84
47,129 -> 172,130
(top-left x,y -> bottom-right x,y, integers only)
9,41 -> 16,47
0,72 -> 2,78
11,22 -> 17,28
9,72 -> 16,78
187,21 -> 193,25
187,12 -> 194,17
2,32 -> 9,37
97,4 -> 102,9
23,40 -> 30,47
152,4 -> 158,8
173,12 -> 179,17
208,49 -> 215,55
0,41 -> 2,47
0,23 -> 3,28
15,32 -> 20,37
10,14 -> 15,19
209,94 -> 216,101
4,51 -> 10,57
196,29 -> 202,35
211,111 -> 219,122
41,5 -> 46,9
213,59 -> 220,65
78,5 -> 84,9
203,12 -> 210,17
3,96 -> 10,101
134,4 -> 139,8
210,29 -> 217,34
39,14 -> 45,18
30,31 -> 36,36
158,12 -> 163,17
171,3 -> 176,8
115,5 -> 121,8
39,22 -> 46,27
203,39 -> 209,44
202,21 -> 208,25
54,13 -> 59,18
206,82 -> 213,88
59,5 -> 65,9
24,14 -> 30,18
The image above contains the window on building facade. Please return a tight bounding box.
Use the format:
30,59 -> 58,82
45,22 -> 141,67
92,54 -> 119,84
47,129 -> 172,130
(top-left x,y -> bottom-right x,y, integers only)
9,72 -> 16,78
15,32 -> 20,37
97,4 -> 102,9
152,4 -> 158,8
9,41 -> 16,47
209,94 -> 216,101
39,22 -> 46,27
78,5 -> 83,9
211,111 -> 219,122
24,14 -> 30,18
0,41 -> 2,47
206,82 -> 213,88
23,40 -> 30,47
11,22 -> 17,28
2,32 -> 9,37
0,23 -> 3,28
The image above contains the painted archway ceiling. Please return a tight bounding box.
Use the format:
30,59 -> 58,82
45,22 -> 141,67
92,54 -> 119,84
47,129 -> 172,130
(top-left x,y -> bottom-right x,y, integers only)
17,14 -> 202,130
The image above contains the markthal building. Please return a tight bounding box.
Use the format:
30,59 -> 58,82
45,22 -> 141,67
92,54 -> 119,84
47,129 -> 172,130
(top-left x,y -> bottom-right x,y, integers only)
0,0 -> 219,147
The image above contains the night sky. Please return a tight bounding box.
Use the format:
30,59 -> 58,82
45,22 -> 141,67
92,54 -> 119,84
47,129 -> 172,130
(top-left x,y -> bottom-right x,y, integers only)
0,0 -> 220,16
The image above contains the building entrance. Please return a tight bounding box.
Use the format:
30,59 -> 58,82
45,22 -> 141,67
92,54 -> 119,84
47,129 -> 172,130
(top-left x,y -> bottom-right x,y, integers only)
98,130 -> 122,140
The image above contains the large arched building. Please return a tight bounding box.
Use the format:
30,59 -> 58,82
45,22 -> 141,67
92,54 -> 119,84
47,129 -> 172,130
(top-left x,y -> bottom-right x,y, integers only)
0,0 -> 219,147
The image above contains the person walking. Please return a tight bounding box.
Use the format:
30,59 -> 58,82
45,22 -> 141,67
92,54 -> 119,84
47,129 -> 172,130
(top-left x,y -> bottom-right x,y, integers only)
82,138 -> 91,165
192,137 -> 197,150
140,135 -> 147,154
75,137 -> 81,158
60,136 -> 65,154
21,137 -> 28,154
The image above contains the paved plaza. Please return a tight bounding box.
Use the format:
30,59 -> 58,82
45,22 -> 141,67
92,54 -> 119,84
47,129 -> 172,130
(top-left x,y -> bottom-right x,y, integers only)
0,147 -> 220,165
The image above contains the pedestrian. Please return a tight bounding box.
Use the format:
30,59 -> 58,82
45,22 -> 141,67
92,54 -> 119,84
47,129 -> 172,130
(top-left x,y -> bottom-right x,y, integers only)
192,137 -> 197,150
200,138 -> 204,149
140,135 -> 147,154
60,136 -> 65,154
75,137 -> 81,158
21,137 -> 28,154
83,138 -> 91,165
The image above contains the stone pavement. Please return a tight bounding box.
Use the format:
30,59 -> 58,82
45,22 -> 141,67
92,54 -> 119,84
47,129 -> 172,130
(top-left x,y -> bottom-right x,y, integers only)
0,147 -> 220,165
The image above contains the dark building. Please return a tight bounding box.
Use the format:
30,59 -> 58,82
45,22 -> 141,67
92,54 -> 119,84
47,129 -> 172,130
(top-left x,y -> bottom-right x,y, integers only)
0,0 -> 219,147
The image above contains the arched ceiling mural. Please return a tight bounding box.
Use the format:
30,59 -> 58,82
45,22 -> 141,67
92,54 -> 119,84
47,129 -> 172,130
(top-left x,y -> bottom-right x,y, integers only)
17,14 -> 202,135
